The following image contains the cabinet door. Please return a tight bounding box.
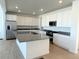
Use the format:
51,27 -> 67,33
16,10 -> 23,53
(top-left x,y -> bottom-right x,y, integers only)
48,13 -> 57,21
41,15 -> 49,27
56,10 -> 72,27
17,16 -> 32,25
41,14 -> 57,27
61,10 -> 72,27
7,14 -> 17,21
31,17 -> 39,26
57,13 -> 62,27
53,33 -> 70,50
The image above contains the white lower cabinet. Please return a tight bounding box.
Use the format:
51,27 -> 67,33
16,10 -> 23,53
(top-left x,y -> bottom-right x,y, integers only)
53,33 -> 70,50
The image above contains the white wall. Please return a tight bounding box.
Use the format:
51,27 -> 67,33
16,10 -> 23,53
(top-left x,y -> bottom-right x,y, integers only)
74,0 -> 79,50
70,0 -> 79,53
17,15 -> 39,26
0,0 -> 6,12
0,0 -> 6,40
0,5 -> 4,39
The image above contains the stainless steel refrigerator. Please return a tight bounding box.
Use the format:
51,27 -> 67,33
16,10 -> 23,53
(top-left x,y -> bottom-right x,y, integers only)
6,21 -> 17,40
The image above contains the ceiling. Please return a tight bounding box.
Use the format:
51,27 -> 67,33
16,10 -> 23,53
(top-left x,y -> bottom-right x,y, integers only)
6,0 -> 73,16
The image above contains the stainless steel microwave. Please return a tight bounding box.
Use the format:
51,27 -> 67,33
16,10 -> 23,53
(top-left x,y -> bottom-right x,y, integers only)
49,21 -> 57,26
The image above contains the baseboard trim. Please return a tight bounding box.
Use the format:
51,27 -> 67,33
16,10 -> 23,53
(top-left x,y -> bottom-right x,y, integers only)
7,38 -> 16,40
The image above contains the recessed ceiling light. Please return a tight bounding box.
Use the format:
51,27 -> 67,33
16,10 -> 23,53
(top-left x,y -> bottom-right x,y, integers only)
59,0 -> 63,4
18,10 -> 21,12
16,6 -> 18,9
33,12 -> 36,15
40,8 -> 44,12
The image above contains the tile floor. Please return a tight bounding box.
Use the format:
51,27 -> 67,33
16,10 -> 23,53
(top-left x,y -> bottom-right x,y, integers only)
0,40 -> 79,59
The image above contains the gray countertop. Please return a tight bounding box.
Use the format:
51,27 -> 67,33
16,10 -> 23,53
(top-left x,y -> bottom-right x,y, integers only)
16,31 -> 49,42
43,27 -> 71,33
43,27 -> 71,36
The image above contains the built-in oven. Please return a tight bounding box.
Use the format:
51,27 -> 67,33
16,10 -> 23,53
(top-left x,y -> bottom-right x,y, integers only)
46,21 -> 57,44
46,31 -> 53,44
46,31 -> 53,36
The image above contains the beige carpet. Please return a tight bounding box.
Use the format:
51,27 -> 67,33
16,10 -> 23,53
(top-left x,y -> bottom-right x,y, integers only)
0,40 -> 79,59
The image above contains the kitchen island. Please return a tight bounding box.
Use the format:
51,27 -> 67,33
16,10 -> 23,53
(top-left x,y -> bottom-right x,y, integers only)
16,31 -> 49,59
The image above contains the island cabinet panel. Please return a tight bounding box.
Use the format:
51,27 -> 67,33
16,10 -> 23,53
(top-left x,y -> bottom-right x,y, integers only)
27,39 -> 49,59
16,39 -> 49,59
16,39 -> 27,59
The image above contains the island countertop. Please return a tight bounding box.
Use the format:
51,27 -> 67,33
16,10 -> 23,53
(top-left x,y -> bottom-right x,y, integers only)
16,31 -> 49,42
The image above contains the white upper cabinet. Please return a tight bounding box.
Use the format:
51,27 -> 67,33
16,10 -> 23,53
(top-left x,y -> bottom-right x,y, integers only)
17,16 -> 32,25
6,14 -> 17,21
61,10 -> 72,27
41,14 -> 49,27
56,7 -> 72,27
17,15 -> 39,26
41,13 -> 57,27
56,12 -> 62,27
41,7 -> 72,27
48,13 -> 57,21
32,17 -> 39,26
